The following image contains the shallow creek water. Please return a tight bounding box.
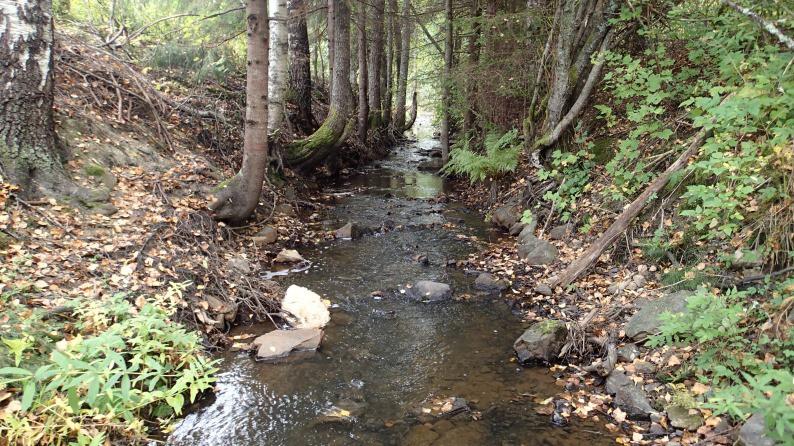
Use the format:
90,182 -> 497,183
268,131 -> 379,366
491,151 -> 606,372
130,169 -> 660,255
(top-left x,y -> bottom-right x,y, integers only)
169,140 -> 612,446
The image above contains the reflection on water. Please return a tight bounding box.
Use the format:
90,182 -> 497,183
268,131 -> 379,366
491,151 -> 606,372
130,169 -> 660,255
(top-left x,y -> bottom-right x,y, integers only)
169,141 -> 612,446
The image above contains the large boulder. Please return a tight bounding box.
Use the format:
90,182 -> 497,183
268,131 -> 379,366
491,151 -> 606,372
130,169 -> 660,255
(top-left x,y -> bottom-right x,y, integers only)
253,328 -> 323,361
738,413 -> 777,446
513,320 -> 568,363
605,371 -> 655,419
282,285 -> 330,329
407,281 -> 453,302
474,273 -> 509,293
491,206 -> 519,231
517,235 -> 559,265
624,291 -> 692,340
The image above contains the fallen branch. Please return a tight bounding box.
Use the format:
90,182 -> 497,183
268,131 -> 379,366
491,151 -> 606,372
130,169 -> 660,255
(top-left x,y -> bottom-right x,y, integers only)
554,99 -> 731,287
411,3 -> 444,56
722,0 -> 794,51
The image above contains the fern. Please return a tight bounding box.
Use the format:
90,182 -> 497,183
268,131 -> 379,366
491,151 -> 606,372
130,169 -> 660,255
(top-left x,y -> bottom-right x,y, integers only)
441,129 -> 522,183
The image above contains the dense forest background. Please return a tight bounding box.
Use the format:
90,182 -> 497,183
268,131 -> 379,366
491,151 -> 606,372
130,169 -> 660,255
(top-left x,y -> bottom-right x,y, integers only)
1,0 -> 792,445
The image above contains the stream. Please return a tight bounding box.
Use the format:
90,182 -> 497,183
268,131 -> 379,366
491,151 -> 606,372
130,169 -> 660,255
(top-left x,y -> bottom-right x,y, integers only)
169,138 -> 612,445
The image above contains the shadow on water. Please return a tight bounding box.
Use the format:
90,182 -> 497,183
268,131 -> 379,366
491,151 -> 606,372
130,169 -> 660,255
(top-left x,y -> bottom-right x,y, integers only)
169,139 -> 613,446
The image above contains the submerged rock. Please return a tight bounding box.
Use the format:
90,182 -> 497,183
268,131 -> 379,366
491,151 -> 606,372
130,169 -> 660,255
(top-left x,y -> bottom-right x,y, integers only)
624,291 -> 692,340
407,281 -> 452,302
517,235 -> 559,265
513,319 -> 568,363
605,371 -> 655,418
274,249 -> 304,264
253,328 -> 323,361
474,273 -> 509,293
335,222 -> 361,239
282,285 -> 330,329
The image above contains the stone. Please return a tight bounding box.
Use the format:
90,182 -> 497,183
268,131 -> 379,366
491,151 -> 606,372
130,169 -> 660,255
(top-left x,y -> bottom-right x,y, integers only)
634,360 -> 656,374
534,283 -> 553,296
617,343 -> 640,362
274,203 -> 296,216
738,413 -> 777,446
274,249 -> 304,264
227,257 -> 252,275
253,328 -> 323,361
666,405 -> 704,431
402,425 -> 440,446
335,222 -> 360,239
548,224 -> 573,240
508,222 -> 525,236
513,319 -> 568,363
517,222 -> 537,243
252,226 -> 278,244
281,285 -> 330,329
633,274 -> 647,288
91,203 -> 119,216
517,235 -> 559,265
407,281 -> 453,302
625,291 -> 692,340
418,158 -> 444,171
491,206 -> 519,231
650,422 -> 667,435
474,273 -> 509,292
605,371 -> 655,418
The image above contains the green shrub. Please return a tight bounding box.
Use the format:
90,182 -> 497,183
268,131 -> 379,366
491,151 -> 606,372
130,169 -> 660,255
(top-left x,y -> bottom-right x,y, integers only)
0,286 -> 218,445
536,128 -> 595,222
441,129 -> 522,183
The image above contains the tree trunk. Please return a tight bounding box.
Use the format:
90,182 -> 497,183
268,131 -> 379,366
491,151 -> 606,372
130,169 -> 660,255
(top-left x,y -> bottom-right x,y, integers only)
367,0 -> 385,128
356,0 -> 368,142
405,89 -> 418,130
287,0 -> 314,133
327,0 -> 335,94
268,0 -> 288,133
440,0 -> 453,163
383,0 -> 397,128
463,0 -> 482,135
394,0 -> 412,132
544,0 -> 576,132
210,0 -> 269,223
0,0 -> 71,196
285,0 -> 352,169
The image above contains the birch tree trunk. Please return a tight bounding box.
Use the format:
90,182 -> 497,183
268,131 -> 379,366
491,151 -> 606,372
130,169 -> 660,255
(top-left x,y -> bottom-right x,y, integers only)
210,0 -> 269,222
287,0 -> 314,132
440,0 -> 453,163
394,0 -> 412,132
0,0 -> 70,195
268,0 -> 288,133
367,0 -> 385,128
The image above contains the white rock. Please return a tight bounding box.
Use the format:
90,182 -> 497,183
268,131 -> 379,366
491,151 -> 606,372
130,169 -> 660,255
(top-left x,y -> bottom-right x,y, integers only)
281,285 -> 330,329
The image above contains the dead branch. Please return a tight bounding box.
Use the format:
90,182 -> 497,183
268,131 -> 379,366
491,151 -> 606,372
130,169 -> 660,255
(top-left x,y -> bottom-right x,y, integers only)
722,0 -> 794,51
554,96 -> 732,288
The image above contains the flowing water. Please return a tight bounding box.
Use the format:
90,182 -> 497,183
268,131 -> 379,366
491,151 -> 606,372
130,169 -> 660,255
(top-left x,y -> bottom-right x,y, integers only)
169,139 -> 612,446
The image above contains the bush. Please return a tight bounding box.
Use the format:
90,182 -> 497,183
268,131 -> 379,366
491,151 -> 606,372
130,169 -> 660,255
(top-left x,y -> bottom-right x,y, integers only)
441,129 -> 522,183
0,286 -> 218,445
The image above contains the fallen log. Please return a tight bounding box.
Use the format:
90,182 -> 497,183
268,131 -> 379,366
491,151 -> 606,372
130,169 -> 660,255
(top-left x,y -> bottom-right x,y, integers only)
555,123 -> 717,288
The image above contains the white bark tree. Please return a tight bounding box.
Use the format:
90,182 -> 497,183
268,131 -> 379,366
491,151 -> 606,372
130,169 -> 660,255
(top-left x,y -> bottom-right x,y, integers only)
268,0 -> 288,133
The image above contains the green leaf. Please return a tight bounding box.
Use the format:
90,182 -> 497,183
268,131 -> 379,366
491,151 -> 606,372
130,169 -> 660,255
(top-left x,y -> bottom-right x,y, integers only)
20,380 -> 35,412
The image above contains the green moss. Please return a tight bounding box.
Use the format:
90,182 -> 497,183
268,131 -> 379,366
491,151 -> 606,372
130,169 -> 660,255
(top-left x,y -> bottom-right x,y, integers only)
83,163 -> 105,177
536,319 -> 563,334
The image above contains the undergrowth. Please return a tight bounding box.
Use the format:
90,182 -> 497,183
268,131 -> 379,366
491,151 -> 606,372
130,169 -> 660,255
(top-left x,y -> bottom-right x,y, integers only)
442,129 -> 522,183
0,284 -> 218,445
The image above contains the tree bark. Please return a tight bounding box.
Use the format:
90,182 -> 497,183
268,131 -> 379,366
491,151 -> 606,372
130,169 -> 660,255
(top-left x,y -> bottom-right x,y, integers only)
210,0 -> 269,223
440,0 -> 453,163
0,0 -> 70,196
367,0 -> 385,128
394,0 -> 412,132
405,89 -> 418,130
544,0 -> 576,132
268,0 -> 288,133
383,0 -> 397,129
356,0 -> 368,142
327,0 -> 335,93
285,0 -> 352,169
287,0 -> 314,133
522,1 -> 560,150
463,0 -> 482,135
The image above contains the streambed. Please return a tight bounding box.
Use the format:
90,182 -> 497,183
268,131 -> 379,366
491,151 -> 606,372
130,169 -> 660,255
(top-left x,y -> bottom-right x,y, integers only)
169,140 -> 611,446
